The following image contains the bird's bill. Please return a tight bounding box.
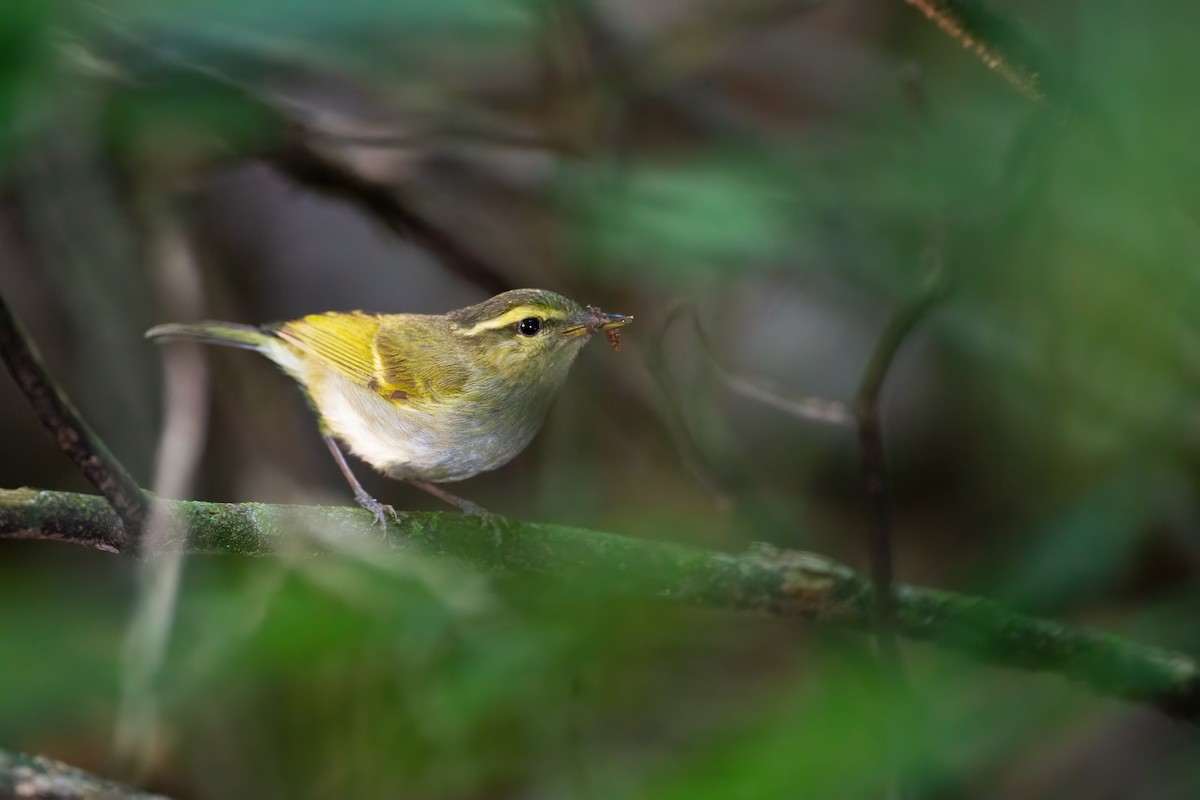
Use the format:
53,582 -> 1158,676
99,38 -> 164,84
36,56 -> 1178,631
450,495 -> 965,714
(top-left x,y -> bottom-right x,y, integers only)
563,306 -> 633,337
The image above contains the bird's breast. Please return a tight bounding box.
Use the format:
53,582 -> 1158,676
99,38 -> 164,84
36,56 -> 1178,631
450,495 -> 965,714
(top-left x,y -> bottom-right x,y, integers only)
309,369 -> 550,483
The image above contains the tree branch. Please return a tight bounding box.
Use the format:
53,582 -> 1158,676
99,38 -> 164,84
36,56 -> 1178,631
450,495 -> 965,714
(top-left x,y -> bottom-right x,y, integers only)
0,748 -> 169,800
0,294 -> 149,542
4,487 -> 1200,724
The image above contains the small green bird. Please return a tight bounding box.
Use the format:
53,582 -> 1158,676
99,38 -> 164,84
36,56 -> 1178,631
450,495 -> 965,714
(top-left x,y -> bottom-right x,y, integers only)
147,288 -> 632,521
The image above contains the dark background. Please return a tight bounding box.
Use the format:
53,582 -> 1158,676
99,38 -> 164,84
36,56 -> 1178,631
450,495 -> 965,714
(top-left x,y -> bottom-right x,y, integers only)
3,0 -> 1200,797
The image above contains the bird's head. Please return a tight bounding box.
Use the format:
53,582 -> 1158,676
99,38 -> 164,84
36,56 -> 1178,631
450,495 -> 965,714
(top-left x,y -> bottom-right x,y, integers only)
448,288 -> 631,390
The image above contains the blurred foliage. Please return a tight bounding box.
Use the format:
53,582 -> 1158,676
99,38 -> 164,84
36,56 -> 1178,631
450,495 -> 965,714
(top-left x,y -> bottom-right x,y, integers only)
561,155 -> 796,280
0,0 -> 58,158
3,0 -> 1200,797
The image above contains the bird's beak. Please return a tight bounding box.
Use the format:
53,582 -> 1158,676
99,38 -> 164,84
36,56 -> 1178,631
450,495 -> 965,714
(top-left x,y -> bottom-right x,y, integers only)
600,312 -> 633,331
564,306 -> 633,337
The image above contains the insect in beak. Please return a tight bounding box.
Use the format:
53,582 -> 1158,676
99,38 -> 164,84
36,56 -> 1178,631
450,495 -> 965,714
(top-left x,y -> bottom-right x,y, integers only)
563,306 -> 633,338
599,313 -> 632,350
562,306 -> 632,351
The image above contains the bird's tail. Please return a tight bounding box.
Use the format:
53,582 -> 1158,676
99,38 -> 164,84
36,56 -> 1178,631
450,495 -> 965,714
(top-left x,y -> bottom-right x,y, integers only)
146,321 -> 275,353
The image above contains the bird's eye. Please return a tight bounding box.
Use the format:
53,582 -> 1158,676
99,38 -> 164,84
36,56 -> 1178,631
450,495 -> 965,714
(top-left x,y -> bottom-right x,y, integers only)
517,317 -> 542,337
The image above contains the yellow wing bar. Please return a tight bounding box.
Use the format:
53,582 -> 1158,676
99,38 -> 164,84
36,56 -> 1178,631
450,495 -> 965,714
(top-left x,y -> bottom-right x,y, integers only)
276,312 -> 382,387
276,311 -> 470,406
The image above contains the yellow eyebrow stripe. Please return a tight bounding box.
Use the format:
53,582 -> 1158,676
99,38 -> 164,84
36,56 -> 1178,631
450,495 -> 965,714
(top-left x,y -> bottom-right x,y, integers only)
457,306 -> 564,336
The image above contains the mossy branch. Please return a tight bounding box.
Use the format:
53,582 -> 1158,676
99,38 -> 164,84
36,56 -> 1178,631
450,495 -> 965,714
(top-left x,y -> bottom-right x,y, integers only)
4,486 -> 1200,725
0,748 -> 169,800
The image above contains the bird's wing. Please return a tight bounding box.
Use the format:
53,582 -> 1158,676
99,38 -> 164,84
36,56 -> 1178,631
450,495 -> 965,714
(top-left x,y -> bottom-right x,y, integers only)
276,312 -> 390,394
374,317 -> 470,405
276,312 -> 468,406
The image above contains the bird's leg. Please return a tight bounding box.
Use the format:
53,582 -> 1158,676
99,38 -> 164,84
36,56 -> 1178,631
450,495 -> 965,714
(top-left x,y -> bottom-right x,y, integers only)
408,480 -> 490,516
323,436 -> 398,526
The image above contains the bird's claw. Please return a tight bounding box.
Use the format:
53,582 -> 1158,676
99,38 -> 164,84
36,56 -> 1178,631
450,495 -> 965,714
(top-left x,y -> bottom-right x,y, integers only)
373,504 -> 399,526
355,490 -> 398,527
458,500 -> 490,517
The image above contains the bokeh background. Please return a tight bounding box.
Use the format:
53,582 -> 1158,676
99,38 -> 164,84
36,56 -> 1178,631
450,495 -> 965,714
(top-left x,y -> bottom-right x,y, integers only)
4,0 -> 1200,797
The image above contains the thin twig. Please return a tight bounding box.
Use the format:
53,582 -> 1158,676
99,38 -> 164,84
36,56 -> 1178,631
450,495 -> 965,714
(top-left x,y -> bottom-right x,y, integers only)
900,0 -> 1045,101
685,307 -> 852,427
646,302 -> 852,514
852,275 -> 947,799
854,275 -> 949,669
302,126 -> 565,154
115,195 -> 212,780
662,283 -> 945,676
902,0 -> 1041,101
0,294 -> 148,541
4,487 -> 1200,725
643,303 -> 737,504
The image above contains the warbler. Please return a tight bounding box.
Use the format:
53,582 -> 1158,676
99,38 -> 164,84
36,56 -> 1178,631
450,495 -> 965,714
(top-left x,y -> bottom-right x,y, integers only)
147,288 -> 632,520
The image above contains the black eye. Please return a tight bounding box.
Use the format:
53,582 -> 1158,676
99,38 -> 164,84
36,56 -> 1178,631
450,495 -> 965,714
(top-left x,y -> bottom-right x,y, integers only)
517,317 -> 542,337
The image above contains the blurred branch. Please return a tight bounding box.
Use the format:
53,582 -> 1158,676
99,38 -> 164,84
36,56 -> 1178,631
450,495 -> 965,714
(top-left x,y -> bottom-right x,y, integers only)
596,0 -> 827,96
552,0 -> 827,147
643,304 -> 737,505
0,748 -> 169,800
74,33 -> 512,295
900,0 -> 1046,101
5,487 -> 1200,726
266,137 -> 510,294
855,274 -> 948,668
115,196 -> 212,779
682,276 -> 944,797
0,292 -> 148,543
642,296 -> 854,510
854,271 -> 947,799
685,306 -> 852,427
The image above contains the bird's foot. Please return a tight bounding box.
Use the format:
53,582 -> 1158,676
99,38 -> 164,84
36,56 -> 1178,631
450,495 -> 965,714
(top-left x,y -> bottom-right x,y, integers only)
456,498 -> 491,517
408,481 -> 490,516
354,489 -> 399,527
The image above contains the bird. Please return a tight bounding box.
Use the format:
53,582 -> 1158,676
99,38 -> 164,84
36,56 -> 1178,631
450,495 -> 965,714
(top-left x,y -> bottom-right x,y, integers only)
147,288 -> 632,521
